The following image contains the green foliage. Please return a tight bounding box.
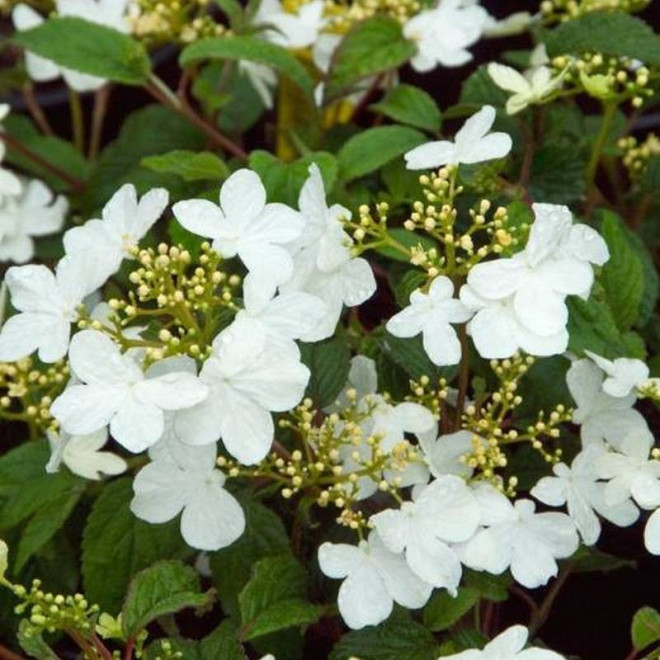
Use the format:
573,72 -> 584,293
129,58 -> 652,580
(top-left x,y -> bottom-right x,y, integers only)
324,17 -> 415,101
141,150 -> 229,182
423,587 -> 479,632
17,619 -> 59,660
529,145 -> 586,205
13,17 -> 150,85
631,607 -> 660,651
370,85 -> 442,133
569,546 -> 636,574
161,620 -> 247,659
382,331 -> 457,382
459,67 -> 508,108
546,13 -> 660,65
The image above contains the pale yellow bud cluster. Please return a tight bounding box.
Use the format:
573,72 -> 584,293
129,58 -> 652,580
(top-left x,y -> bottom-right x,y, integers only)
619,134 -> 660,182
541,0 -> 649,21
637,379 -> 660,402
153,639 -> 185,660
406,373 -> 448,419
324,0 -> 420,32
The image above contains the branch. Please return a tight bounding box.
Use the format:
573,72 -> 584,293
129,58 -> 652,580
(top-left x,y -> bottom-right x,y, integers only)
528,564 -> 573,636
0,645 -> 26,660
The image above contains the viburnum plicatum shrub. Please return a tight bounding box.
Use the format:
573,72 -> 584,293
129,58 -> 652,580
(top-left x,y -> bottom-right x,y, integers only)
0,0 -> 659,658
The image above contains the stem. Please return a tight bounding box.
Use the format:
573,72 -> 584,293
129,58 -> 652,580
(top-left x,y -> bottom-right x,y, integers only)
585,102 -> 617,203
0,645 -> 26,660
89,85 -> 112,160
510,585 -> 539,618
90,633 -> 114,660
454,324 -> 469,430
69,89 -> 85,153
146,74 -> 247,159
528,563 -> 573,636
22,84 -> 54,135
0,132 -> 85,192
123,638 -> 135,660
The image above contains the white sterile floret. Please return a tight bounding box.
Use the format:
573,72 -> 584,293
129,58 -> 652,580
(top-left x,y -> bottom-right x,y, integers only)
441,624 -> 565,660
46,428 -> 127,481
0,179 -> 68,263
417,428 -> 483,479
131,441 -> 245,551
318,531 -> 432,630
403,0 -> 489,72
50,331 -> 208,453
488,62 -> 565,115
644,508 -> 660,555
371,475 -> 479,593
466,203 -> 609,341
566,358 -> 649,448
531,445 -> 639,545
386,276 -> 472,366
172,323 -> 309,465
0,105 -> 22,200
584,351 -> 650,398
281,165 -> 376,340
254,0 -> 325,49
0,257 -> 97,362
404,105 -> 512,171
173,169 -> 303,301
12,1 -> 130,92
460,486 -> 579,589
595,429 -> 660,510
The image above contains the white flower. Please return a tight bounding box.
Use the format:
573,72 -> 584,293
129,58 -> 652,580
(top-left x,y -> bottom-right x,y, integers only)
239,61 -> 277,109
466,204 -> 609,339
566,358 -> 649,448
46,428 -> 126,481
441,624 -> 565,660
403,0 -> 489,72
281,165 -> 376,340
171,323 -> 309,464
460,490 -> 579,589
596,429 -> 660,509
488,62 -> 565,115
531,446 -> 639,545
0,179 -> 68,263
173,169 -> 303,301
254,0 -> 325,49
131,441 -> 245,551
318,531 -> 432,630
417,428 -> 483,479
644,508 -> 660,555
64,184 -> 169,290
0,257 -> 96,362
460,284 -> 568,359
13,1 -> 130,92
50,331 -> 209,452
584,351 -> 650,398
0,105 -> 22,200
404,105 -> 512,170
387,276 -> 472,366
371,476 -> 479,593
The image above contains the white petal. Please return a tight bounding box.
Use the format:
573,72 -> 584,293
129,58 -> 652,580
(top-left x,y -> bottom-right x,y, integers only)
404,141 -> 457,170
110,397 -> 165,453
488,63 -> 531,94
422,322 -> 462,366
644,509 -> 660,555
220,169 -> 266,220
68,330 -> 139,385
513,280 -> 567,337
134,372 -> 208,411
337,563 -> 392,630
130,461 -> 191,523
386,304 -> 424,338
173,199 -> 224,240
486,625 -> 528,655
318,542 -> 362,579
406,533 -> 462,592
51,384 -> 124,436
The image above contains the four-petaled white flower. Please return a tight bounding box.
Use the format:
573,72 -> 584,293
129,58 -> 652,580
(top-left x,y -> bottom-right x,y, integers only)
64,183 -> 169,290
371,475 -> 480,593
131,440 -> 245,551
441,624 -> 565,660
13,1 -> 130,92
403,0 -> 489,72
172,323 -> 309,464
50,332 -> 209,452
173,169 -> 303,302
0,258 -> 96,362
531,445 -> 639,545
0,179 -> 68,264
0,105 -> 22,200
584,350 -> 651,398
318,531 -> 433,630
46,428 -> 127,481
404,105 -> 512,170
460,488 -> 579,589
254,0 -> 325,49
566,358 -> 649,448
387,276 -> 473,366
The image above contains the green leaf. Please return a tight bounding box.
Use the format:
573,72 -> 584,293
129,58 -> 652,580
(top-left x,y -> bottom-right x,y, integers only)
13,17 -> 150,85
122,560 -> 213,638
632,607 -> 660,651
338,126 -> 425,182
141,150 -> 229,182
325,17 -> 415,101
209,497 -> 290,618
214,0 -> 245,30
238,555 -> 321,641
180,36 -> 315,98
82,478 -> 191,613
376,229 -> 438,263
423,588 -> 479,632
392,269 -> 427,308
330,611 -> 439,660
629,232 -> 659,328
382,331 -> 457,382
198,620 -> 247,659
546,13 -> 660,65
599,211 -> 645,330
462,569 -> 511,603
249,150 -> 338,206
299,329 -> 351,408
569,546 -> 635,574
459,67 -> 508,108
529,145 -> 586,205
370,84 -> 441,133
17,620 -> 59,660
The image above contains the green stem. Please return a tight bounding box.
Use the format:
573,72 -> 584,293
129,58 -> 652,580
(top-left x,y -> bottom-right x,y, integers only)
69,90 -> 85,154
585,102 -> 617,192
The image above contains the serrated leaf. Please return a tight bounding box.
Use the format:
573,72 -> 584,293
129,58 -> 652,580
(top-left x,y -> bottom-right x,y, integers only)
325,17 -> 415,101
82,478 -> 191,613
141,150 -> 229,182
459,67 -> 508,108
462,569 -> 512,603
13,17 -> 150,85
299,329 -> 351,407
632,607 -> 660,651
423,587 -> 479,632
180,36 -> 314,98
122,560 -> 213,638
629,231 -> 659,328
546,13 -> 660,65
529,144 -> 586,204
370,84 -> 441,132
392,269 -> 427,308
338,126 -> 425,182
